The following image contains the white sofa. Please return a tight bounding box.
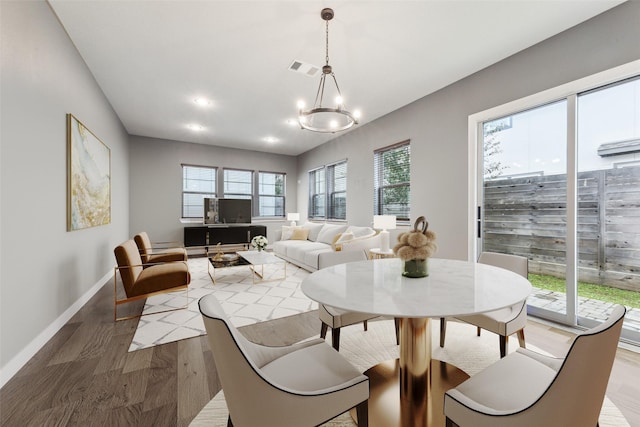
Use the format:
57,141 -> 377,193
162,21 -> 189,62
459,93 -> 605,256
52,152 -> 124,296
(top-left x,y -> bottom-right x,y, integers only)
272,222 -> 381,272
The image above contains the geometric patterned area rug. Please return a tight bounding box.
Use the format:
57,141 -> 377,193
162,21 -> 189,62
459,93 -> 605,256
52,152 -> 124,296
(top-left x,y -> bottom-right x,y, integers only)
190,319 -> 630,427
128,257 -> 314,352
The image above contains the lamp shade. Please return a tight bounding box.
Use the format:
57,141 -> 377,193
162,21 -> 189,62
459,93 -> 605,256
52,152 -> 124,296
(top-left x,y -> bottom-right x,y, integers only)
287,213 -> 300,221
373,215 -> 396,230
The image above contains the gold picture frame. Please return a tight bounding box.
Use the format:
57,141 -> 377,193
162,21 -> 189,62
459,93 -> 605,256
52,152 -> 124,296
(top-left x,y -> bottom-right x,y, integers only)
67,114 -> 111,231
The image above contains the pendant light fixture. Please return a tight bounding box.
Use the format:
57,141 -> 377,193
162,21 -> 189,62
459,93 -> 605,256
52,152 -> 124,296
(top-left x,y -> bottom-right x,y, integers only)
298,8 -> 360,133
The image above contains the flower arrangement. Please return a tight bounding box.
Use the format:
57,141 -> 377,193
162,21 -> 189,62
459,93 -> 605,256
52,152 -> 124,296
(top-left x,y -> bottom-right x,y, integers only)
393,216 -> 437,277
251,235 -> 268,251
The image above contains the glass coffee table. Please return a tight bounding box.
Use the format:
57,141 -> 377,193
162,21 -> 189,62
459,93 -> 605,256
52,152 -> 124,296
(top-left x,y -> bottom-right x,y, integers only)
207,250 -> 286,284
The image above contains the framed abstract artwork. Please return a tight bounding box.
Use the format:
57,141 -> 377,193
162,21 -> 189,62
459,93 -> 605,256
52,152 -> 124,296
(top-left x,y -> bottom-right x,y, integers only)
67,114 -> 111,231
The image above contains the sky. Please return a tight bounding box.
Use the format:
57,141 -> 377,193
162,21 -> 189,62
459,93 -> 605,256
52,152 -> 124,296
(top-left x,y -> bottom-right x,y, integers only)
485,77 -> 640,179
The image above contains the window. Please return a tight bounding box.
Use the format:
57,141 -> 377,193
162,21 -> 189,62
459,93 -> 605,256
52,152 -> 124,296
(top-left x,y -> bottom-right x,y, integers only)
327,160 -> 347,220
374,141 -> 411,221
308,167 -> 326,219
258,171 -> 285,217
182,165 -> 216,218
223,168 -> 253,200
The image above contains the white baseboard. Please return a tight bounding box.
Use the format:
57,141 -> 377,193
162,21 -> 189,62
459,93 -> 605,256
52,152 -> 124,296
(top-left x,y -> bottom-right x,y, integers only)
0,270 -> 113,388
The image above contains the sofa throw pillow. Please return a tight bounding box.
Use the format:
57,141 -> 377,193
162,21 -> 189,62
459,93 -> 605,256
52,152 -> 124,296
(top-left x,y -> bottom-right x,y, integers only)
303,222 -> 325,242
317,224 -> 349,245
332,231 -> 354,251
290,228 -> 310,240
280,225 -> 298,240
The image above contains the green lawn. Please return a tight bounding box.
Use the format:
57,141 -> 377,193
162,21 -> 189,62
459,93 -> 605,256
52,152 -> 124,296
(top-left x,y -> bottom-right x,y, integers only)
529,273 -> 640,308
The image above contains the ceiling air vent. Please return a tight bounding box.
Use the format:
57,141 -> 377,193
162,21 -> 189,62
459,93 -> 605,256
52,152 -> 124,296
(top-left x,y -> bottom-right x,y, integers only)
289,60 -> 320,78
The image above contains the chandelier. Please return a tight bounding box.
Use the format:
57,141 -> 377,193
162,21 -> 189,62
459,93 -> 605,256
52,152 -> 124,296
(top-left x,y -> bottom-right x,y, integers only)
298,8 -> 360,133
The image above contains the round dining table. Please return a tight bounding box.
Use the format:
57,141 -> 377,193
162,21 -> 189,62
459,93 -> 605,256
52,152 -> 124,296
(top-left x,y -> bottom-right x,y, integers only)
301,257 -> 532,427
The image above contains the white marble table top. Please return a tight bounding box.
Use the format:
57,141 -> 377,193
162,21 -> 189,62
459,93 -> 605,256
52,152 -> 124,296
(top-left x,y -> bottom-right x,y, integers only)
301,258 -> 532,318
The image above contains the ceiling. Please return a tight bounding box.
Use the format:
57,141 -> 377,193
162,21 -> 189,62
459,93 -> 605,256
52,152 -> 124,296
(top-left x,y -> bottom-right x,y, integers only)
48,1 -> 624,156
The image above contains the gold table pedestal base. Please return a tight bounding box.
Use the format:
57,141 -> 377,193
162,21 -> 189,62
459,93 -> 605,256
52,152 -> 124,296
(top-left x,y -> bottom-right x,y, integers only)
350,359 -> 469,427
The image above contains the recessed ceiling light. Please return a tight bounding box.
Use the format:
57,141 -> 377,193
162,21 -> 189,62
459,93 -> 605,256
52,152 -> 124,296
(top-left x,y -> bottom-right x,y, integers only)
194,97 -> 211,106
188,124 -> 204,131
264,136 -> 278,143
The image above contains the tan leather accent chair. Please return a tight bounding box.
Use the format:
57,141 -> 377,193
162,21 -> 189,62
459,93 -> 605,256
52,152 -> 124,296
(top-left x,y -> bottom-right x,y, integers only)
199,294 -> 370,427
444,304 -> 626,427
113,239 -> 190,321
440,252 -> 529,358
134,231 -> 187,264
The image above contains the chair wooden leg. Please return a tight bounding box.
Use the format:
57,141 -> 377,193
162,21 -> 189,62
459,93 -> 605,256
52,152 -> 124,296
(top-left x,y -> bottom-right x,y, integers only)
477,326 -> 482,336
227,415 -> 234,427
500,335 -> 509,358
356,400 -> 369,427
439,318 -> 447,347
394,318 -> 400,345
363,320 -> 368,331
332,327 -> 341,351
320,323 -> 328,339
517,329 -> 526,348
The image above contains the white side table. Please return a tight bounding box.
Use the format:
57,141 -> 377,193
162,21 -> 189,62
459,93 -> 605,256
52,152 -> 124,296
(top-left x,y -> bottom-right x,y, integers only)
369,247 -> 395,260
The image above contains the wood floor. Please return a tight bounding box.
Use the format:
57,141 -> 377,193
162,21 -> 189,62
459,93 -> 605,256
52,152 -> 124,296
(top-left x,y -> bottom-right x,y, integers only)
2,281 -> 639,426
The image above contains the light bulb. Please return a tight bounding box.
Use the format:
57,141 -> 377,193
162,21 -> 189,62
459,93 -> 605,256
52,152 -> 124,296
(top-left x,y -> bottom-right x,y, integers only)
329,120 -> 338,129
335,95 -> 343,106
353,109 -> 362,119
297,100 -> 306,109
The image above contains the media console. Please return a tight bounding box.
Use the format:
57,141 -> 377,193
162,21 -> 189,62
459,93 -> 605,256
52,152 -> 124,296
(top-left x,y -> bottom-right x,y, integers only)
184,225 -> 267,248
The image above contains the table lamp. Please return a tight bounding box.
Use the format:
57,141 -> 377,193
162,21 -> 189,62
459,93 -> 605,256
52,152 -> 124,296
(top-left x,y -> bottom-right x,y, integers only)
373,215 -> 396,253
287,212 -> 300,226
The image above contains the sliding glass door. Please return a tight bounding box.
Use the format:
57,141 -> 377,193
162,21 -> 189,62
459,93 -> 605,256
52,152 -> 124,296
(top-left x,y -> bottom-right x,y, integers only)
480,101 -> 570,322
477,73 -> 640,342
576,78 -> 640,338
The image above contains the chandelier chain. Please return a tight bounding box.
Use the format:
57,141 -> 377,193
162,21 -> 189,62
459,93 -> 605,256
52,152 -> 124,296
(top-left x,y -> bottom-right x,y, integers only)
325,19 -> 330,66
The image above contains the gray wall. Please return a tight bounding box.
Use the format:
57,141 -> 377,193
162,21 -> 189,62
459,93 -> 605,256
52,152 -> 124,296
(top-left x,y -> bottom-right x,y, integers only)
128,136 -> 298,243
297,1 -> 640,260
0,1 -> 130,381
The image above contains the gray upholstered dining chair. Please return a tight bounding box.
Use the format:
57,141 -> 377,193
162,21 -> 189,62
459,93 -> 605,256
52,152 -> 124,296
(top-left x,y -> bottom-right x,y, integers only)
320,305 -> 378,351
440,252 -> 529,357
444,304 -> 626,427
199,294 -> 370,427
320,306 -> 400,351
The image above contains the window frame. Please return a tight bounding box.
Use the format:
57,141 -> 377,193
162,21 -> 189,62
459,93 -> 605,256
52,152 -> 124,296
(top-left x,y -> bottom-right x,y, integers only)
326,159 -> 348,220
257,170 -> 286,218
181,164 -> 217,219
308,166 -> 326,219
374,140 -> 411,222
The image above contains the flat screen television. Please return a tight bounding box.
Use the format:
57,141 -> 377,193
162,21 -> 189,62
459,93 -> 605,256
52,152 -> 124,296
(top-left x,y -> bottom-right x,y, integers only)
217,198 -> 252,224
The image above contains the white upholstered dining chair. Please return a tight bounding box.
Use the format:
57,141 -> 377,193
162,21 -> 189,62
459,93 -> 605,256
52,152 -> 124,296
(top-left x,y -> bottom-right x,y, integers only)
444,304 -> 626,427
199,294 -> 370,427
440,252 -> 529,357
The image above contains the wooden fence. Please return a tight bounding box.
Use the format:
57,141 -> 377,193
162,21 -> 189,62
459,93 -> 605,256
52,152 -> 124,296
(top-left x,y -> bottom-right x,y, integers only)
483,165 -> 640,292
